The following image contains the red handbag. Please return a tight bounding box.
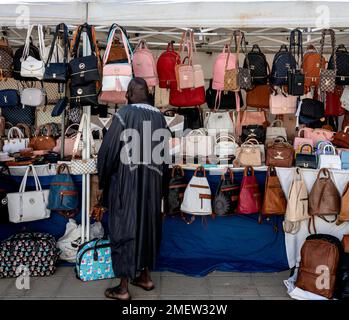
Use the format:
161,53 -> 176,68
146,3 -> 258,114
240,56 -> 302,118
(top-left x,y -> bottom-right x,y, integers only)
237,166 -> 262,214
169,87 -> 206,107
325,86 -> 345,116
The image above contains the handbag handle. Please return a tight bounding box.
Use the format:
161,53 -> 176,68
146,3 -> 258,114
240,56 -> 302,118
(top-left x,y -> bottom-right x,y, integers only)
71,23 -> 99,59
171,165 -> 184,178
272,136 -> 287,144
299,143 -> 313,154
320,29 -> 336,72
322,144 -> 336,155
270,119 -> 284,127
242,138 -> 259,146
19,165 -> 43,193
194,166 -> 206,177
16,123 -> 31,138
224,34 -> 235,71
289,28 -> 303,68
267,165 -> 277,176
317,167 -> 331,180
64,123 -> 80,136
21,25 -> 35,60
344,126 -> 349,133
56,163 -> 71,175
243,166 -> 254,177
187,128 -> 207,137
103,24 -> 132,65
221,167 -> 234,181
251,44 -> 261,53
215,133 -> 236,144
7,127 -> 24,140
46,23 -> 69,65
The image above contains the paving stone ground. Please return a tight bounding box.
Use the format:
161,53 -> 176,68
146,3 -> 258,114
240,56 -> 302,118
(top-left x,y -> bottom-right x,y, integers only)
0,267 -> 292,300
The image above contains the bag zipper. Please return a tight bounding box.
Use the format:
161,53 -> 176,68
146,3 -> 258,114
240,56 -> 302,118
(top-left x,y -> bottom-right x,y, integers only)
71,69 -> 98,76
78,243 -> 111,266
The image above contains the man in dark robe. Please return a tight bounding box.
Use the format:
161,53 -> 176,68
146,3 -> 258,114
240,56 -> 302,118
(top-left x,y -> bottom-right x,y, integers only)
98,78 -> 169,300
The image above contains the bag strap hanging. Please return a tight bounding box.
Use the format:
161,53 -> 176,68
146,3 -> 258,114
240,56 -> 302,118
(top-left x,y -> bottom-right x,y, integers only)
320,29 -> 336,72
289,29 -> 303,69
46,23 -> 69,65
194,166 -> 206,177
71,23 -> 97,59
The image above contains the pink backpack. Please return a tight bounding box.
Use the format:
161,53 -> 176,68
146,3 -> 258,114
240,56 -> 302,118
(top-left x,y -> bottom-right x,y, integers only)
212,44 -> 237,90
132,40 -> 158,88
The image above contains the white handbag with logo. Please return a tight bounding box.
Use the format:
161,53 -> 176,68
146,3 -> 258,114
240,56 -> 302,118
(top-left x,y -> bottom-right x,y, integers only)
265,119 -> 287,144
214,133 -> 238,160
204,111 -> 235,136
20,88 -> 45,107
340,86 -> 349,111
2,127 -> 29,154
180,166 -> 212,216
181,128 -> 215,158
20,25 -> 46,80
7,165 -> 50,223
318,144 -> 341,170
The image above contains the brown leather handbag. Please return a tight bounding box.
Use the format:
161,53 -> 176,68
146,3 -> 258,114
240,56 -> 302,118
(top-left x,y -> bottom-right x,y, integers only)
308,168 -> 340,231
296,234 -> 340,299
333,126 -> 349,148
338,182 -> 349,223
343,235 -> 349,253
246,85 -> 270,109
262,166 -> 287,216
266,139 -> 294,167
28,125 -> 56,151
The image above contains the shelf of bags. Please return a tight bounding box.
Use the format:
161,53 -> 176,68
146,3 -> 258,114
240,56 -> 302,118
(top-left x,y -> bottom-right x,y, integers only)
171,164 -> 269,173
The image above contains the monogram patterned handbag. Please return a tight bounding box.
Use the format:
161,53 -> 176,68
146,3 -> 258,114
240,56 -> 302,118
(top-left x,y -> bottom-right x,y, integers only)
237,32 -> 252,90
224,33 -> 240,92
320,29 -> 336,93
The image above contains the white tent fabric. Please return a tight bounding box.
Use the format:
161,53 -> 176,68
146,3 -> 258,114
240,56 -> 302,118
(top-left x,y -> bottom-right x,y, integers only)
1,1 -> 349,28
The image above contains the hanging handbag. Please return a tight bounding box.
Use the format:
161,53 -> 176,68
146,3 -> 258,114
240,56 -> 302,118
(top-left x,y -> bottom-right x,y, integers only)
234,139 -> 262,167
338,182 -> 349,223
206,80 -> 243,109
181,128 -> 214,158
2,127 -> 29,154
266,119 -> 287,144
319,29 -> 336,93
204,109 -> 235,136
0,166 -> 17,224
163,109 -> 185,136
7,165 -> 50,223
243,44 -> 269,85
269,89 -> 298,115
44,23 -> 69,83
169,87 -> 206,107
262,165 -> 287,216
0,89 -> 20,108
28,125 -> 56,151
241,124 -> 266,144
53,124 -> 80,157
236,166 -> 262,214
100,24 -> 133,104
70,113 -> 97,175
236,31 -> 252,90
214,133 -> 238,161
20,87 -> 45,107
318,144 -> 341,170
266,139 -> 294,167
283,168 -> 309,234
333,126 -> 349,148
246,84 -> 270,109
309,168 -> 340,230
224,32 -> 240,92
164,165 -> 187,216
213,168 -> 240,216
20,25 -> 46,80
154,85 -> 170,107
303,44 -> 326,91
295,144 -> 318,169
325,86 -> 345,116
69,23 -> 101,86
105,24 -> 129,64
287,29 -> 305,96
70,82 -> 98,107
180,166 -> 212,216
328,44 -> 349,85
0,37 -> 13,79
299,98 -> 325,120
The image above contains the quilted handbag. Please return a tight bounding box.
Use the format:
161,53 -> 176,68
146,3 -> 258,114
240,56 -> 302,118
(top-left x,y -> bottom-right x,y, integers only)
236,166 -> 262,214
300,98 -> 325,120
0,232 -> 59,278
35,105 -> 63,127
319,29 -> 336,93
70,114 -> 97,175
244,44 -> 269,85
295,144 -> 318,169
180,166 -> 212,216
0,89 -> 20,108
262,165 -> 287,216
328,44 -> 349,85
76,238 -> 115,281
20,25 -> 46,80
7,165 -> 50,223
265,119 -> 287,144
1,104 -> 35,126
269,90 -> 298,115
213,168 -> 240,215
163,166 -> 187,216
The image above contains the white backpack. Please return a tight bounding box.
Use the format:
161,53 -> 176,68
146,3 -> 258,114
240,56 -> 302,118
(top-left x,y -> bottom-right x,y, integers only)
181,166 -> 212,216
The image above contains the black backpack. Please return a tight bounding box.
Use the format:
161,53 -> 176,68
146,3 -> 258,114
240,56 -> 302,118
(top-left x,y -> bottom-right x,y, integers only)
164,166 -> 187,216
328,44 -> 349,85
270,45 -> 297,86
243,44 -> 269,85
13,38 -> 41,81
213,168 -> 240,216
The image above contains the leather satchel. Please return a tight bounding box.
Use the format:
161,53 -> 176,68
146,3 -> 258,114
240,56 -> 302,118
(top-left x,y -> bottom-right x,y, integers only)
333,126 -> 349,148
266,140 -> 294,167
236,166 -> 262,214
262,165 -> 287,216
246,84 -> 270,109
309,168 -> 340,223
28,125 -> 56,151
234,140 -> 262,167
295,144 -> 317,169
338,182 -> 349,223
213,168 -> 240,216
303,44 -> 326,90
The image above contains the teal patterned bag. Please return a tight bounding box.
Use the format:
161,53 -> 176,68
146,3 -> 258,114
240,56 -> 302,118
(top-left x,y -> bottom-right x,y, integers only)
75,238 -> 115,281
